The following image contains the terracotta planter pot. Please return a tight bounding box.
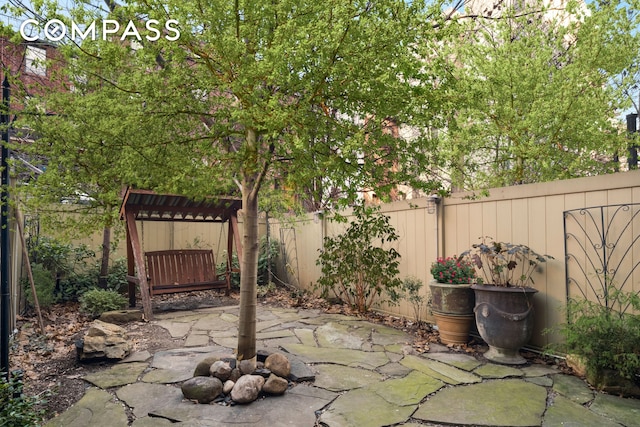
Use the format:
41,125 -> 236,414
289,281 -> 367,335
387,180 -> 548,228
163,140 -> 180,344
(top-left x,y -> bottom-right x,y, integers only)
433,312 -> 474,345
472,284 -> 537,365
429,280 -> 475,315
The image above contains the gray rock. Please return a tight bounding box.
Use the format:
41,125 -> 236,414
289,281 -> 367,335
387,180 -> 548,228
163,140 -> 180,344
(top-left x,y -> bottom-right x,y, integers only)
264,353 -> 291,378
99,310 -> 143,324
288,357 -> 315,382
193,356 -> 219,377
209,360 -> 233,381
223,380 -> 235,395
229,368 -> 242,382
263,374 -> 288,395
78,320 -> 131,360
231,375 -> 265,403
239,359 -> 256,375
181,377 -> 223,404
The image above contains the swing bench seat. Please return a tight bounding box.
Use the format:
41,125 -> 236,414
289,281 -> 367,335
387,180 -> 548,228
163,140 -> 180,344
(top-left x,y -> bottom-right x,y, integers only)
143,249 -> 230,296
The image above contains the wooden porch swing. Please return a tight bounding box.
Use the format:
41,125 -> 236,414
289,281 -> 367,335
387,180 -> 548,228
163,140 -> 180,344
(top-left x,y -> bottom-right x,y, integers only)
120,188 -> 243,320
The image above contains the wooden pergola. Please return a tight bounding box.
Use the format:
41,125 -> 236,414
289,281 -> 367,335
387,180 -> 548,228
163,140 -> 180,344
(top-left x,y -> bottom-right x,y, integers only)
119,188 -> 242,320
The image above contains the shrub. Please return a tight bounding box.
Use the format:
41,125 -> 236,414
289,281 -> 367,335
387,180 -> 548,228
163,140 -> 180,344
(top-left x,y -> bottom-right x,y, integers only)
79,288 -> 128,317
398,276 -> 426,325
218,237 -> 279,289
0,371 -> 46,427
57,258 -> 128,302
550,287 -> 640,381
23,263 -> 57,308
316,205 -> 402,313
27,236 -> 94,279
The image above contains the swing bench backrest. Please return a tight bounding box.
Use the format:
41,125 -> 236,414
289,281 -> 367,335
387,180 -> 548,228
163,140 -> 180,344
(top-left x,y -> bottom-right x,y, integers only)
145,249 -> 229,296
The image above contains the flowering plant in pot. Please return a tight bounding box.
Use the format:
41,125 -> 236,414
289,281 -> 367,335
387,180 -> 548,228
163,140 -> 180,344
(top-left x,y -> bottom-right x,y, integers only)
429,256 -> 476,345
459,237 -> 553,364
431,256 -> 476,285
460,238 -> 552,288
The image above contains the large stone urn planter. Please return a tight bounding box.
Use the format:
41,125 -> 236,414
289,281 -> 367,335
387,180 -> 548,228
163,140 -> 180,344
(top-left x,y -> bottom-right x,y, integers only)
429,281 -> 475,345
472,284 -> 537,365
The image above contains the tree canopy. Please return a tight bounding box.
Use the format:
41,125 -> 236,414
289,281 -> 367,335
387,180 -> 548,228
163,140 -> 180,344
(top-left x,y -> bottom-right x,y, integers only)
6,0 -> 449,361
5,0 -> 640,361
434,0 -> 640,189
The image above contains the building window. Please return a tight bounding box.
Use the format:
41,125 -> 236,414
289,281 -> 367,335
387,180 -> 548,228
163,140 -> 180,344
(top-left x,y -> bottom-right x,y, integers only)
25,46 -> 47,77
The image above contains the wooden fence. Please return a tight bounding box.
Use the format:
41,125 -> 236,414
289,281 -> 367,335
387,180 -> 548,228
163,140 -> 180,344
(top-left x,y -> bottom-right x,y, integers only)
10,170 -> 640,348
270,169 -> 640,349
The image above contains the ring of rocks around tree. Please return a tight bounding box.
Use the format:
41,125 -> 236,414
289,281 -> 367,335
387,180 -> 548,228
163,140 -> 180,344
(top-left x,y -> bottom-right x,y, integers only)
181,351 -> 292,405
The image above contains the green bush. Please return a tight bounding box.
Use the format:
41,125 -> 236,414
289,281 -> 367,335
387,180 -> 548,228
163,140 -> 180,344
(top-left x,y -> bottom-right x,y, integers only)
550,287 -> 640,381
398,276 -> 426,325
0,371 -> 46,427
57,258 -> 128,302
218,237 -> 279,289
316,205 -> 402,313
27,236 -> 94,278
79,288 -> 128,317
23,263 -> 57,309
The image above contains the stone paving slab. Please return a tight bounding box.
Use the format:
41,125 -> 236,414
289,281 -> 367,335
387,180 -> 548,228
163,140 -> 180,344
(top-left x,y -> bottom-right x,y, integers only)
313,364 -> 384,391
319,387 -> 416,427
142,368 -> 192,384
281,343 -> 390,369
44,305 -> 640,427
543,395 -> 621,427
116,382 -> 184,418
316,322 -> 367,349
474,363 -> 522,379
149,384 -> 333,426
293,328 -> 317,346
151,346 -> 225,372
366,370 -> 444,406
131,416 -> 174,426
82,361 -> 148,389
400,354 -> 481,385
589,393 -> 640,426
44,388 -> 128,427
121,350 -> 152,363
526,375 -> 554,387
424,352 -> 483,371
184,332 -> 210,347
155,320 -> 193,338
414,379 -> 547,426
552,374 -> 595,404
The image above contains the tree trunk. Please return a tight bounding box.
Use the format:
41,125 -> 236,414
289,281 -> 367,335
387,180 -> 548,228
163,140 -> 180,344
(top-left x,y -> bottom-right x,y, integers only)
237,128 -> 261,368
98,226 -> 111,289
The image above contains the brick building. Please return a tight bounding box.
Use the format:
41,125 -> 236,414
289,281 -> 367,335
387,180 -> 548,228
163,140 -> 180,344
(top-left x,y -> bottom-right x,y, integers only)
0,36 -> 64,113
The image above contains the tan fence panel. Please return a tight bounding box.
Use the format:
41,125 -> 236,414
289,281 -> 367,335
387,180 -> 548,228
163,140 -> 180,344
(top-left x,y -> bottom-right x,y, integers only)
271,170 -> 640,349
49,170 -> 640,349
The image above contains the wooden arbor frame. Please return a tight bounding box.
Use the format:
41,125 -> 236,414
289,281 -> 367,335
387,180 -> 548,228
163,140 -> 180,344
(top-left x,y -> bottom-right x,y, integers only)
120,188 -> 242,320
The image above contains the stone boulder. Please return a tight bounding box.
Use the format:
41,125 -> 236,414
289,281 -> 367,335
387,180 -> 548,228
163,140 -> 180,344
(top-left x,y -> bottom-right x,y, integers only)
265,353 -> 291,378
193,356 -> 219,377
210,360 -> 233,382
181,377 -> 223,404
98,309 -> 143,325
263,374 -> 289,395
230,375 -> 265,404
77,320 -> 131,361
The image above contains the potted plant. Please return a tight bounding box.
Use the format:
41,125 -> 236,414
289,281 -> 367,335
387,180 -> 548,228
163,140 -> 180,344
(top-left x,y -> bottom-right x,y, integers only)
429,256 -> 476,345
459,237 -> 553,364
